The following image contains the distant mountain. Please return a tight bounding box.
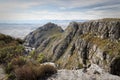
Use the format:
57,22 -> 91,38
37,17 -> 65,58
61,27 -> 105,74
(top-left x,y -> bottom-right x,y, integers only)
25,18 -> 120,76
0,20 -> 86,24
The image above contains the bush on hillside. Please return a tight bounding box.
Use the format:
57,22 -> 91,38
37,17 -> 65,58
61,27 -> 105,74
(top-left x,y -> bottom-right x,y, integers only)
5,63 -> 13,74
14,63 -> 57,80
5,56 -> 26,74
38,64 -> 57,77
11,56 -> 26,66
37,54 -> 46,63
0,45 -> 24,64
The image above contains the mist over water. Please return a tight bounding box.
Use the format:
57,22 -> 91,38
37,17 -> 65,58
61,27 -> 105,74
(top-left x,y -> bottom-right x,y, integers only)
0,24 -> 41,39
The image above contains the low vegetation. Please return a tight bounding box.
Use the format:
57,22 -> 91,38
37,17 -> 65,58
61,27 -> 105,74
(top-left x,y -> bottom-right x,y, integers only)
14,63 -> 57,80
0,33 -> 57,80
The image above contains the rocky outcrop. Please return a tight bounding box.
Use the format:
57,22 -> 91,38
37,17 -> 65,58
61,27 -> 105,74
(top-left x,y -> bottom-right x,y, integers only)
47,64 -> 120,80
25,18 -> 120,76
77,18 -> 120,40
24,22 -> 63,48
52,22 -> 79,61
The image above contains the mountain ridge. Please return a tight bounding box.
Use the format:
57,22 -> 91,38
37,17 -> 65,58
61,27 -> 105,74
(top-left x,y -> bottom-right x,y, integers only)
24,22 -> 63,48
25,18 -> 120,76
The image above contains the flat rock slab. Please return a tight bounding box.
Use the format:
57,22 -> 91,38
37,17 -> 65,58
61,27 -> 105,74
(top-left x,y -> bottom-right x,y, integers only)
47,64 -> 120,80
48,69 -> 120,80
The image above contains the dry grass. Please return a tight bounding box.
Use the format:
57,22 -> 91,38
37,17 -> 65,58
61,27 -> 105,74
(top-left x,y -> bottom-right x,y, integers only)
14,63 -> 57,80
11,56 -> 26,66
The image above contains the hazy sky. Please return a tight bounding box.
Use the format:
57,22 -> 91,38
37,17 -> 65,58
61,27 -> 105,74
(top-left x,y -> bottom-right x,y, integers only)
0,0 -> 120,21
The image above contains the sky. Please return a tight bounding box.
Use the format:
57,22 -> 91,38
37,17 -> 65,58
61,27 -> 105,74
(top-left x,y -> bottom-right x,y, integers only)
0,0 -> 120,23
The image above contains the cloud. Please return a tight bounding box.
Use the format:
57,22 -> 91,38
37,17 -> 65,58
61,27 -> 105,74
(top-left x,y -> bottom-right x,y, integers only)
0,1 -> 40,12
0,10 -> 99,20
92,4 -> 120,11
0,0 -> 119,20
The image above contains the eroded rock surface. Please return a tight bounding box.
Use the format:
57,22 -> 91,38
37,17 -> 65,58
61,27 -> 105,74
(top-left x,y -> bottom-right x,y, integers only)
25,18 -> 120,76
48,64 -> 120,80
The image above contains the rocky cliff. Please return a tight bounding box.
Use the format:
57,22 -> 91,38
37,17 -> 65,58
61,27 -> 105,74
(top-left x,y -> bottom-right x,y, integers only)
25,18 -> 120,76
24,22 -> 63,48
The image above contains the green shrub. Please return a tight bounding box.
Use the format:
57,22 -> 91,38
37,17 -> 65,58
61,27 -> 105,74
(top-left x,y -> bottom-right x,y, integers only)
5,63 -> 13,74
5,56 -> 26,75
7,73 -> 16,80
0,45 -> 24,64
11,56 -> 26,66
37,54 -> 46,63
15,45 -> 24,54
29,50 -> 36,58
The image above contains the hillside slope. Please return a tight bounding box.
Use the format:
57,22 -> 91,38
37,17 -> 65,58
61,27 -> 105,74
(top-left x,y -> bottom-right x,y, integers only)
25,18 -> 120,76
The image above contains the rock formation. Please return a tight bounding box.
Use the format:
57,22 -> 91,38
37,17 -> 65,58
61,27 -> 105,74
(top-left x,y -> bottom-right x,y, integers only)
24,22 -> 63,48
25,18 -> 120,76
47,64 -> 120,80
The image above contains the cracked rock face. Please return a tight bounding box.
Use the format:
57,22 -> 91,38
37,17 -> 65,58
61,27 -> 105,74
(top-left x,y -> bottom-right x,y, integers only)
25,18 -> 120,76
